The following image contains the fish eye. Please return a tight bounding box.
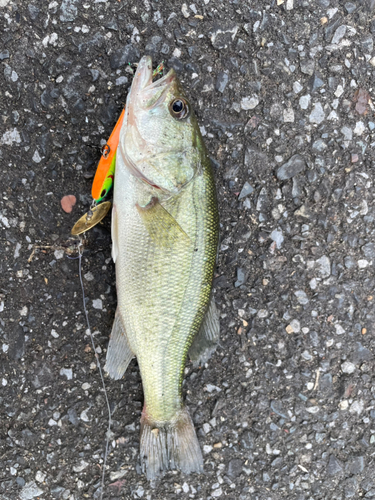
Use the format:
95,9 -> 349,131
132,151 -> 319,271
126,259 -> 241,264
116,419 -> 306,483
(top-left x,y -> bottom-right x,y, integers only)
169,98 -> 189,119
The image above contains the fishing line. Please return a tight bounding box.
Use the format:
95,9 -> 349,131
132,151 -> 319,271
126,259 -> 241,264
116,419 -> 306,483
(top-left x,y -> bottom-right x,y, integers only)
76,239 -> 112,499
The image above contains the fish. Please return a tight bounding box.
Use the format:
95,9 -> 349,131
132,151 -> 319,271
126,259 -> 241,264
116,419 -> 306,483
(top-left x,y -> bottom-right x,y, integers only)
104,55 -> 219,480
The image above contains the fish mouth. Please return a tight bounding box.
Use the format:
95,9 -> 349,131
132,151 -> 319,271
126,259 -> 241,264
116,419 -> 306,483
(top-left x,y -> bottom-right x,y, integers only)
135,55 -> 176,92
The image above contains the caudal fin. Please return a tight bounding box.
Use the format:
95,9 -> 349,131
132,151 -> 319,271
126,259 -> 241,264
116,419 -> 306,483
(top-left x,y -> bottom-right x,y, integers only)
140,407 -> 204,480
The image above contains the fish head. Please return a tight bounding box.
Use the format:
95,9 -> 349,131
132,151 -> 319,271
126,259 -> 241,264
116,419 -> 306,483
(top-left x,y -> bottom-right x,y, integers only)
119,56 -> 204,194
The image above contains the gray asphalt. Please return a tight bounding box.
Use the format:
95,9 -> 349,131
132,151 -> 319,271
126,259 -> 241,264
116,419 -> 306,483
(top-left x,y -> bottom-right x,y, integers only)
1,0 -> 375,499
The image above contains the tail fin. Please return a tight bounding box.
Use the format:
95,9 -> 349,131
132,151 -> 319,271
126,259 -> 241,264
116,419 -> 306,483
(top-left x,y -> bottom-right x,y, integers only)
140,407 -> 204,480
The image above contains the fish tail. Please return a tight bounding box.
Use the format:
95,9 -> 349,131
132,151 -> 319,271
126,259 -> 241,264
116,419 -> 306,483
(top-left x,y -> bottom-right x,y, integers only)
140,406 -> 204,480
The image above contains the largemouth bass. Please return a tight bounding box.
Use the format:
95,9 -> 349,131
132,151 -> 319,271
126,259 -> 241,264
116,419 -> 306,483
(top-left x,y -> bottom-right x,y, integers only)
104,56 -> 219,480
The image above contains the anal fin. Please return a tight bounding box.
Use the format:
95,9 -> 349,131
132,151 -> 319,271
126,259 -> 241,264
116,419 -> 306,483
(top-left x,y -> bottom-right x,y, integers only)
104,309 -> 134,379
189,294 -> 220,366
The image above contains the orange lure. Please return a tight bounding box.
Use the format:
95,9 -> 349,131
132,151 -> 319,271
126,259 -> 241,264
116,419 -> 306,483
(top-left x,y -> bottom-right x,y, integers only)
91,107 -> 125,202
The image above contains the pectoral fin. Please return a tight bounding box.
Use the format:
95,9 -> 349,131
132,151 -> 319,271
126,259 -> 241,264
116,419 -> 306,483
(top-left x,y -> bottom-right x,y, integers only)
136,197 -> 190,247
189,294 -> 220,366
104,309 -> 134,380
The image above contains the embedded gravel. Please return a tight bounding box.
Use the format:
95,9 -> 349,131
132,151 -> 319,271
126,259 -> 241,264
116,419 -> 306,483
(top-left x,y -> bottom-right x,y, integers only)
1,1 -> 375,499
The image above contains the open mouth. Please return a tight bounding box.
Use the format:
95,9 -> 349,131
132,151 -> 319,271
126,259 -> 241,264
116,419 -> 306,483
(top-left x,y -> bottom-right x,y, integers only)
135,55 -> 176,92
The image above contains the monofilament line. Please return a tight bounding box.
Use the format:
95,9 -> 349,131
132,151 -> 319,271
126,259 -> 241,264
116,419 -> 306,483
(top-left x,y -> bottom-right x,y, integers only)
77,240 -> 112,500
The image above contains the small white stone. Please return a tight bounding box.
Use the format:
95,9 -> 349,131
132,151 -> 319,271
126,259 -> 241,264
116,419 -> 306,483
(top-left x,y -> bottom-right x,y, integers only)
172,47 -> 181,57
92,298 -> 103,310
349,400 -> 364,415
203,444 -> 213,454
51,329 -> 59,338
370,56 -> 375,67
283,106 -> 295,122
20,305 -> 28,317
334,85 -> 344,97
181,3 -> 190,18
358,259 -> 369,269
82,383 -> 91,390
309,102 -> 325,124
299,94 -> 311,110
54,249 -> 64,260
241,95 -> 259,110
301,350 -> 312,361
1,128 -> 21,146
2,378 -> 7,386
182,482 -> 190,493
212,488 -> 223,498
84,271 -> 94,281
32,150 -> 42,163
80,409 -> 90,422
339,400 -> 349,410
60,368 -> 73,380
203,423 -> 211,434
48,418 -> 57,426
286,0 -> 293,10
327,110 -> 339,121
293,81 -> 303,93
73,460 -> 89,473
290,319 -> 301,333
35,471 -> 46,483
341,361 -> 355,374
331,25 -> 346,45
354,121 -> 366,136
306,382 -> 314,390
334,324 -> 345,335
306,406 -> 319,414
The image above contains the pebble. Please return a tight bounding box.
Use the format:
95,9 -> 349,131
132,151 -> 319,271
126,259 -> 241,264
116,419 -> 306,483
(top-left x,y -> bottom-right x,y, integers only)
216,72 -> 229,93
283,105 -> 294,123
331,25 -> 346,45
277,154 -> 306,181
60,0 -> 78,22
60,368 -> 73,380
18,482 -> 44,500
327,455 -> 343,476
341,361 -> 355,374
60,195 -> 76,213
349,400 -> 364,415
234,268 -> 247,287
93,298 -> 103,309
293,81 -> 303,93
238,181 -> 254,199
294,290 -> 309,305
270,229 -> 284,249
315,256 -> 331,278
299,94 -> 311,109
309,102 -> 325,124
288,319 -> 301,333
241,95 -> 259,110
1,128 -> 21,146
335,324 -> 345,335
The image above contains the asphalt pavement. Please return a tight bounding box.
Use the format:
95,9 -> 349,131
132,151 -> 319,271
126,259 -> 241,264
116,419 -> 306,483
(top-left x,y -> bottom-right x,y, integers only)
1,0 -> 375,499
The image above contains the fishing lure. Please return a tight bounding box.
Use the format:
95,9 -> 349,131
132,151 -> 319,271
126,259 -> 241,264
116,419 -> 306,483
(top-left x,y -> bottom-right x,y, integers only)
71,62 -> 164,236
